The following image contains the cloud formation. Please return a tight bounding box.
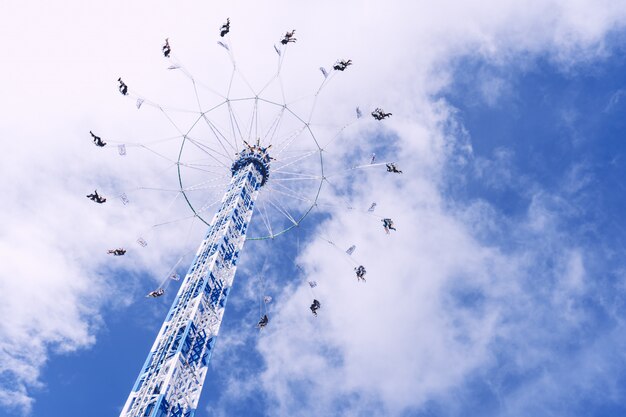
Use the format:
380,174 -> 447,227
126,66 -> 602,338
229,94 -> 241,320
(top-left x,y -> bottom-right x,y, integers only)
1,0 -> 626,415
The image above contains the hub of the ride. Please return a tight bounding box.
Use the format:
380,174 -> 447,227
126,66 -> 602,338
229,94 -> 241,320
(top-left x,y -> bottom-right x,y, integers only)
230,140 -> 272,186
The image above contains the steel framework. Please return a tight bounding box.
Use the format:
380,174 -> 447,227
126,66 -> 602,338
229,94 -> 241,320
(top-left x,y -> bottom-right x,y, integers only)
119,145 -> 272,417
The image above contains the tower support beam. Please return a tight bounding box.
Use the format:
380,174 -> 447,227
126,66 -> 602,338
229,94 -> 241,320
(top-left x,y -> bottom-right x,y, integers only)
120,153 -> 267,417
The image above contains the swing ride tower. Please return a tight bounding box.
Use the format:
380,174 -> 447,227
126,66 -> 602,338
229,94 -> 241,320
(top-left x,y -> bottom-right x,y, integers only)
109,23 -> 384,416
119,144 -> 271,417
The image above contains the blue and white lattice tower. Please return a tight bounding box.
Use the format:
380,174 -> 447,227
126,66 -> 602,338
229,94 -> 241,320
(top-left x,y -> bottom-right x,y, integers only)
119,144 -> 272,417
111,27 -> 369,415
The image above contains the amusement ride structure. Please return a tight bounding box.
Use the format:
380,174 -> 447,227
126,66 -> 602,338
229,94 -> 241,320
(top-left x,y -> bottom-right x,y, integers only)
119,142 -> 273,417
90,22 -> 396,417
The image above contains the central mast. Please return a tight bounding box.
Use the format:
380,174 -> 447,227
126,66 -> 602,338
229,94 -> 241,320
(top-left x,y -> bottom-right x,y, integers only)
120,144 -> 271,417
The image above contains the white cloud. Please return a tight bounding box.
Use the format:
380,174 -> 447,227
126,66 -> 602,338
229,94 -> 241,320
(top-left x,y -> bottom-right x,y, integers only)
257,193 -> 505,416
1,0 -> 626,415
474,148 -> 516,190
605,89 -> 626,112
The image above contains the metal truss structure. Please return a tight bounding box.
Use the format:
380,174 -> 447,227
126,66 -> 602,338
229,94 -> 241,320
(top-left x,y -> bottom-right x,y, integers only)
119,145 -> 271,417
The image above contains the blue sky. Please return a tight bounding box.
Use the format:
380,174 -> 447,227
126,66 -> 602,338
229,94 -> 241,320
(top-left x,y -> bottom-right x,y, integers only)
24,35 -> 626,417
3,2 -> 626,417
435,43 -> 626,417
